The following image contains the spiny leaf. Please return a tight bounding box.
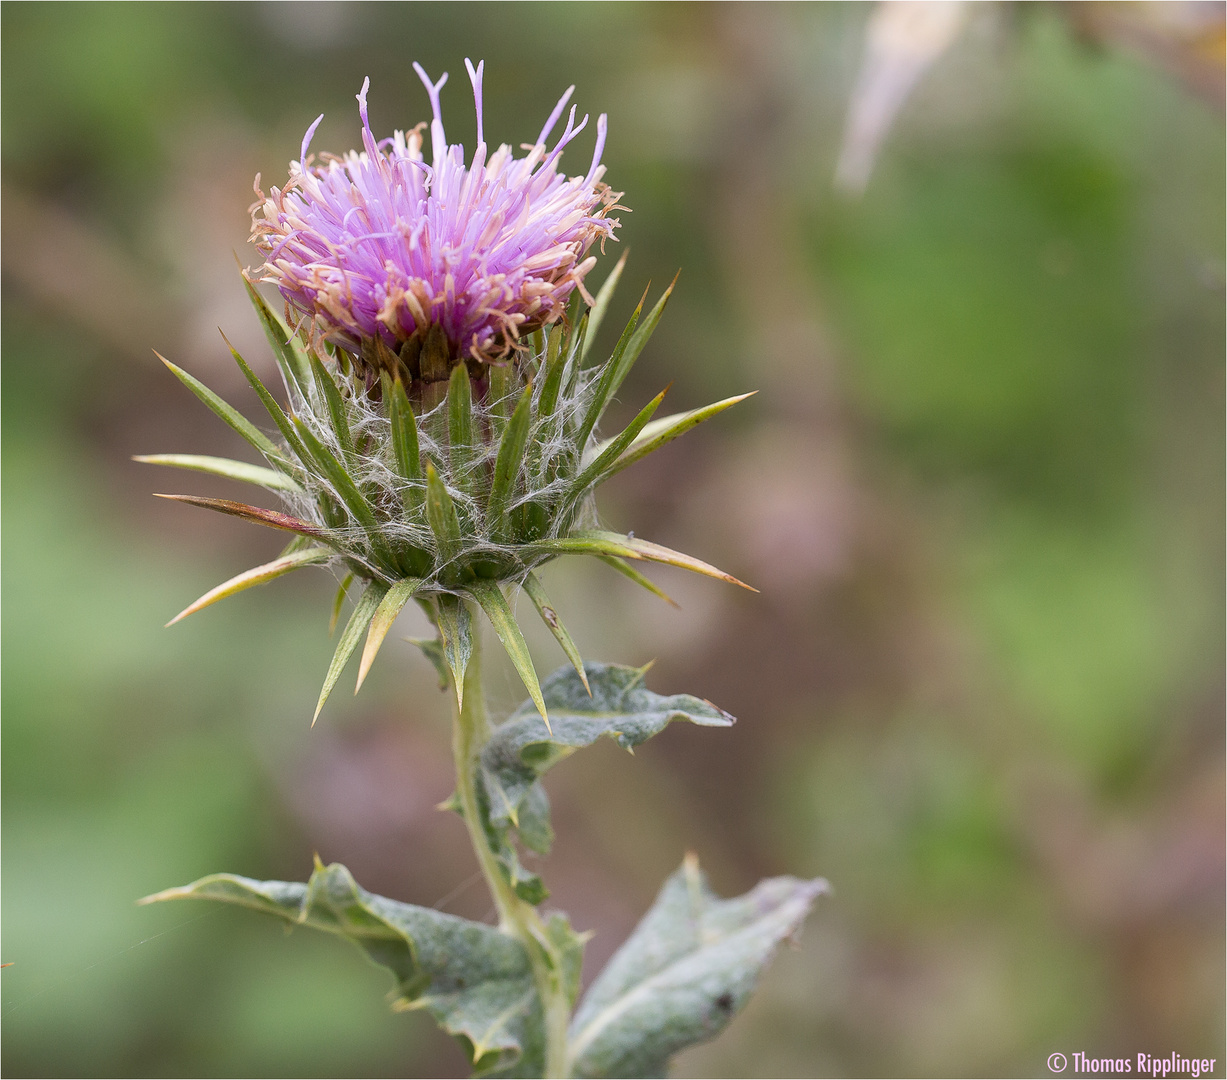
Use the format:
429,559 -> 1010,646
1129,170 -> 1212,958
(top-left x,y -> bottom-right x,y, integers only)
330,572 -> 354,635
140,861 -> 542,1077
521,573 -> 589,693
568,386 -> 668,501
307,351 -> 355,462
581,249 -> 629,362
597,555 -> 679,608
468,580 -> 549,731
544,912 -> 592,1011
156,353 -> 285,464
531,531 -> 756,592
388,376 -> 424,516
568,856 -> 828,1078
133,454 -> 300,492
166,547 -> 330,626
480,662 -> 733,838
487,383 -> 534,540
356,577 -> 422,692
435,594 -> 472,711
425,462 -> 463,567
447,363 -> 475,494
588,392 -> 757,479
514,781 -> 554,857
243,274 -> 312,395
314,581 -> 386,723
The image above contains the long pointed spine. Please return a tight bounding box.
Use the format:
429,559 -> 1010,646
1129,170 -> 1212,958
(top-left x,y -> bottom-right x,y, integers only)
522,573 -> 590,693
576,276 -> 677,451
314,582 -> 386,723
574,293 -> 644,450
568,387 -> 668,501
356,577 -> 422,691
134,454 -> 300,492
446,364 -> 477,500
307,351 -> 355,463
166,547 -> 330,626
425,462 -> 463,569
469,580 -> 550,730
243,276 -> 312,396
386,376 -> 425,517
156,353 -> 286,466
580,250 -> 628,362
487,383 -> 535,541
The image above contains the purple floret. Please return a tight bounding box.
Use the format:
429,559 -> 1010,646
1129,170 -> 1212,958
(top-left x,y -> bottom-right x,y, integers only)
249,60 -> 622,367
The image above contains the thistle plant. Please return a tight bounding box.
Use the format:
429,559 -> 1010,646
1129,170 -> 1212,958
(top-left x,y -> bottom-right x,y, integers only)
139,62 -> 827,1079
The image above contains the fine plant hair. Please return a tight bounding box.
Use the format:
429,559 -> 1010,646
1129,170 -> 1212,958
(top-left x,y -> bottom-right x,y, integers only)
282,322 -> 604,583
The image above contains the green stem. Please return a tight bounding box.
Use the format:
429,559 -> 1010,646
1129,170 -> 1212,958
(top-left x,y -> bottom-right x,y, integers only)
450,613 -> 571,1078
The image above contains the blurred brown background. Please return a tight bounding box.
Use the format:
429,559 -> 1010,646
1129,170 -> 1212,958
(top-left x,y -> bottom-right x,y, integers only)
2,3 -> 1223,1077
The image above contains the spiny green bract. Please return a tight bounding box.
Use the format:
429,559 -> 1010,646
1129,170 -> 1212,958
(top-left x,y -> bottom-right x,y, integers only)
142,259 -> 754,722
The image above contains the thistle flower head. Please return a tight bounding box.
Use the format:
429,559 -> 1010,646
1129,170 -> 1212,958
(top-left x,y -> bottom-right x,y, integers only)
250,61 -> 622,375
149,62 -> 753,727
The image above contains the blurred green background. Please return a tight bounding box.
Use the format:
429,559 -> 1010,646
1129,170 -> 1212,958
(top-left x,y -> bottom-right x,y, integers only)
3,3 -> 1223,1077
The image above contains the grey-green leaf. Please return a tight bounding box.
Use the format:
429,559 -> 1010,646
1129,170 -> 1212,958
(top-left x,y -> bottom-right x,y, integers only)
545,911 -> 591,1011
479,662 -> 733,838
567,855 -> 829,1078
141,861 -> 543,1076
409,635 -> 451,691
133,454 -> 301,492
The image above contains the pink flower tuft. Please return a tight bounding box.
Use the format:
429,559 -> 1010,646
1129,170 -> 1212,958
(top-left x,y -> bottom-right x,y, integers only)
249,61 -> 622,368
